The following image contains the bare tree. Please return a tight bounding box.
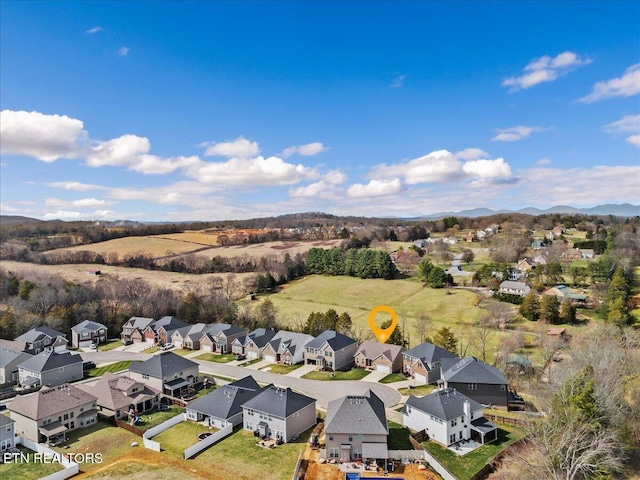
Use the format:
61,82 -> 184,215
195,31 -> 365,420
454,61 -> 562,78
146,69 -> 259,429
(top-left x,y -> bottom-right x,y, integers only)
413,312 -> 433,345
473,321 -> 494,362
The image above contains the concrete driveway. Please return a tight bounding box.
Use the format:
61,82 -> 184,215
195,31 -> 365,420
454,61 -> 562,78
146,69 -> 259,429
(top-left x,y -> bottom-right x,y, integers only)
360,370 -> 388,383
286,364 -> 316,378
243,359 -> 273,370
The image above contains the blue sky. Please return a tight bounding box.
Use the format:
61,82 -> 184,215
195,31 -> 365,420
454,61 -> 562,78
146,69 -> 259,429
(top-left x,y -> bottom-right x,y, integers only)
1,1 -> 639,221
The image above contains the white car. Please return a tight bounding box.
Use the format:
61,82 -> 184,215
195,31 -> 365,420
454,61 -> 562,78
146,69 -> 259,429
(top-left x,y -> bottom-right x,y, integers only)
162,343 -> 174,350
89,343 -> 97,350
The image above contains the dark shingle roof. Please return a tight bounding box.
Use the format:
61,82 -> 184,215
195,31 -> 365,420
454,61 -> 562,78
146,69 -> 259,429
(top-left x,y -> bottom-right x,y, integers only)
0,415 -> 15,427
153,316 -> 188,332
405,388 -> 483,421
187,376 -> 261,420
356,340 -> 405,362
129,352 -> 198,378
247,328 -> 277,348
18,350 -> 82,373
0,348 -> 32,368
241,385 -> 315,418
403,342 -> 459,365
71,320 -> 107,334
268,331 -> 314,355
305,330 -> 357,351
324,390 -> 388,435
16,326 -> 66,343
9,384 -> 96,420
443,357 -> 507,385
124,317 -> 155,330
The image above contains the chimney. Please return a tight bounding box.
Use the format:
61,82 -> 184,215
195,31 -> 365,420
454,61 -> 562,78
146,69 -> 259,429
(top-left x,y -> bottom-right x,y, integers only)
462,400 -> 471,440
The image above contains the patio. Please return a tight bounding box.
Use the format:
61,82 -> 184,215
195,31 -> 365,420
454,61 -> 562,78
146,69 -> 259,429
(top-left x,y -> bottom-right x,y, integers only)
447,438 -> 481,455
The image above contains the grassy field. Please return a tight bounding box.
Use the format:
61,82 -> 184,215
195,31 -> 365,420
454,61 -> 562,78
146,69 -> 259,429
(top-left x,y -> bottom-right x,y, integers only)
46,235 -> 203,258
98,339 -> 123,351
387,421 -> 413,450
188,239 -> 342,260
398,384 -> 436,396
153,421 -> 216,455
195,353 -> 235,363
239,358 -> 262,367
265,363 -> 303,374
0,446 -> 65,480
379,373 -> 407,383
302,368 -> 370,381
86,360 -> 138,377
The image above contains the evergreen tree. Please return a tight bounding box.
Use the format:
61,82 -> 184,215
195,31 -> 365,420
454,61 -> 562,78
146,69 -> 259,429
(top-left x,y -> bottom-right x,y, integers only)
380,318 -> 406,346
520,292 -> 539,321
433,327 -> 458,353
559,300 -> 577,324
539,294 -> 560,324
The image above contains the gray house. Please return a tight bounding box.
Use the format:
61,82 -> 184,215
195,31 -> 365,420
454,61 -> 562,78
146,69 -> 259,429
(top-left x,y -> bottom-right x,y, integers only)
324,390 -> 389,462
187,376 -> 262,429
0,415 -> 16,452
236,328 -> 277,359
0,348 -> 32,385
304,330 -> 358,371
128,351 -> 199,397
121,316 -> 155,344
71,320 -> 108,348
262,331 -> 314,365
402,342 -> 459,384
498,281 -> 530,297
242,385 -> 316,443
18,350 -> 83,388
199,323 -> 247,354
440,357 -> 509,408
354,341 -> 405,374
15,326 -> 68,354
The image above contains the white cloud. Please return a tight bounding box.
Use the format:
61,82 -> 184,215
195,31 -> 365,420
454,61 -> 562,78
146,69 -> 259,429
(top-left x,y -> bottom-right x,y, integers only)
45,197 -> 108,208
118,47 -> 130,56
462,158 -> 512,179
43,209 -> 116,220
604,114 -> 640,147
86,26 -> 102,34
390,74 -> 406,89
202,137 -> 260,157
502,51 -> 591,91
491,125 -> 544,142
281,142 -> 328,158
579,64 -> 640,103
347,178 -> 403,198
536,158 -> 551,166
455,148 -> 490,161
47,181 -> 106,191
0,110 -> 86,161
324,169 -> 346,184
289,181 -> 341,199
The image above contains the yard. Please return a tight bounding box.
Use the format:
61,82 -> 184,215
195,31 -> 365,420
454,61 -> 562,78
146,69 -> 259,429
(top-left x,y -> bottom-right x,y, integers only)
135,405 -> 186,431
0,446 -> 64,480
265,363 -> 303,374
422,425 -> 527,480
195,353 -> 235,363
387,421 -> 413,450
152,420 -> 218,456
98,339 -> 123,351
398,384 -> 436,396
302,368 -> 370,381
379,373 -> 407,383
239,358 -> 262,367
86,360 -> 138,377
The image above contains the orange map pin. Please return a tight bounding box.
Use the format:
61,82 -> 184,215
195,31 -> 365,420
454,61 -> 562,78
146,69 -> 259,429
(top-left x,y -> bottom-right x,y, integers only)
368,305 -> 398,343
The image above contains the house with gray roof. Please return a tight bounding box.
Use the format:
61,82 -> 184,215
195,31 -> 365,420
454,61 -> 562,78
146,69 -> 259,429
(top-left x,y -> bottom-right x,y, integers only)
170,323 -> 210,349
324,390 -> 388,462
0,415 -> 16,452
142,316 -> 188,345
237,328 -> 277,359
242,385 -> 316,443
355,340 -> 405,374
402,342 -> 459,384
71,320 -> 108,348
304,330 -> 358,371
262,331 -> 314,365
0,348 -> 32,385
187,376 -> 262,429
121,316 -> 155,344
199,323 -> 247,354
403,388 -> 497,447
15,326 -> 68,354
128,351 -> 199,397
498,280 -> 530,297
440,357 -> 509,407
18,350 -> 83,388
9,383 -> 97,444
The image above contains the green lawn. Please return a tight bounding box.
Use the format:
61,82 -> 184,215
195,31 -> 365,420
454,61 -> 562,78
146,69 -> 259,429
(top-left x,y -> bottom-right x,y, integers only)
171,348 -> 195,356
136,405 -> 186,431
387,421 -> 413,449
142,345 -> 161,354
398,384 -> 436,396
379,373 -> 407,383
422,425 -> 527,480
265,363 -> 302,374
239,358 -> 262,367
98,339 -> 123,351
86,360 -> 138,377
153,421 -> 217,455
194,353 -> 235,363
0,446 -> 64,480
302,368 -> 370,381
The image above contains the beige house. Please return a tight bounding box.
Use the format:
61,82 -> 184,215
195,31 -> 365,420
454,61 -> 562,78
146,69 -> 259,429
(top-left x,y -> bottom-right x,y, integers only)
304,330 -> 358,371
9,384 -> 97,444
354,340 -> 405,373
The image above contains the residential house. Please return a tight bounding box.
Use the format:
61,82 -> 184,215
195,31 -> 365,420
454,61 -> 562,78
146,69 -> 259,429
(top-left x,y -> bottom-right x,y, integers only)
476,230 -> 487,240
77,372 -> 160,420
9,384 -> 97,444
15,326 -> 68,354
402,343 -> 459,384
551,225 -> 565,237
531,239 -> 545,250
354,340 -> 405,374
0,339 -> 28,353
442,237 -> 458,245
0,415 -> 16,452
262,331 -> 314,365
0,348 -> 32,385
199,323 -> 247,354
543,285 -> 588,303
186,376 -> 262,429
533,253 -> 548,265
561,248 -> 582,261
171,323 -> 210,349
143,316 -> 188,345
324,390 -> 389,462
547,327 -> 567,339
516,257 -> 537,273
465,232 -> 477,242
231,328 -> 276,360
304,330 -> 358,371
121,317 -> 155,344
18,350 -> 83,388
71,320 -> 108,348
498,281 -> 530,297
237,328 -> 277,359
403,388 -> 497,447
580,249 -> 595,259
242,385 -> 316,443
440,357 -> 509,408
128,351 -> 199,397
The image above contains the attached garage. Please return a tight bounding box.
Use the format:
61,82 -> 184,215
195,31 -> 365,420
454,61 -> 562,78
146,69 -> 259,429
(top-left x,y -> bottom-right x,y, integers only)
375,364 -> 391,374
247,351 -> 258,360
146,338 -> 155,344
203,345 -> 213,352
78,339 -> 93,348
414,373 -> 427,385
263,355 -> 276,363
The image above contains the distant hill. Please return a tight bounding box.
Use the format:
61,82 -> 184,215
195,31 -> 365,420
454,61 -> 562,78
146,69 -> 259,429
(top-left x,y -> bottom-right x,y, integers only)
0,215 -> 44,225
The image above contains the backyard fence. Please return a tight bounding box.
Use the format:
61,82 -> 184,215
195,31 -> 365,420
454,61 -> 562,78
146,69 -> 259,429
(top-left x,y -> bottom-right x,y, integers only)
484,413 -> 530,428
183,424 -> 233,459
16,436 -> 79,480
291,449 -> 304,480
115,419 -> 145,437
142,412 -> 187,452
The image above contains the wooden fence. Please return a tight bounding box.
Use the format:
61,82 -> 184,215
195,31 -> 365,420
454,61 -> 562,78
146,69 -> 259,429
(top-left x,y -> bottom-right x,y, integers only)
115,419 -> 146,437
484,413 -> 530,428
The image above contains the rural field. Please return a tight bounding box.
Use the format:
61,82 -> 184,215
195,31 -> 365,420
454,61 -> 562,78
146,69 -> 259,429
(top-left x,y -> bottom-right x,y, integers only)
185,239 -> 342,260
44,235 -> 204,258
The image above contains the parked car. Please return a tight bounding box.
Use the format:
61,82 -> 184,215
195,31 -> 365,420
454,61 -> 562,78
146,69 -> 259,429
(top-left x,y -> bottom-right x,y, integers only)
163,343 -> 174,350
89,343 -> 97,350
83,361 -> 96,370
234,354 -> 246,361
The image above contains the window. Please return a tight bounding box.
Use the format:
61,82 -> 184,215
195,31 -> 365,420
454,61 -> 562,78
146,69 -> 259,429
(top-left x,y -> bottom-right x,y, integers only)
59,367 -> 65,372
357,434 -> 364,440
70,412 -> 74,418
247,409 -> 254,416
471,412 -> 474,419
70,422 -> 75,429
348,434 -> 353,441
500,384 -> 506,391
329,448 -> 339,459
142,374 -> 149,380
353,449 -> 362,460
328,435 -> 333,441
468,383 -> 477,390
5,426 -> 11,433
451,418 -> 457,427
449,434 -> 456,444
406,406 -> 411,413
246,422 -> 253,430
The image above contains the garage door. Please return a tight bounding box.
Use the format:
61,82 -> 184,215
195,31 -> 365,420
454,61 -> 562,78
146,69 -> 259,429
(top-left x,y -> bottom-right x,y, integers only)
146,338 -> 155,344
263,355 -> 276,363
376,364 -> 391,374
414,373 -> 427,385
248,351 -> 258,360
203,345 -> 212,352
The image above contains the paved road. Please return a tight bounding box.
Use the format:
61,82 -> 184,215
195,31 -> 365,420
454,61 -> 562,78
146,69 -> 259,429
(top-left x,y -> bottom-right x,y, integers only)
79,350 -> 152,363
446,253 -> 472,276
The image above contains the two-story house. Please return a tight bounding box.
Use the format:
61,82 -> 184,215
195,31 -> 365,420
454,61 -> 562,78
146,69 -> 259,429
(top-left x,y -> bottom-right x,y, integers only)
354,340 -> 405,374
18,350 -> 83,388
262,331 -> 314,365
142,316 -> 188,345
304,330 -> 358,371
498,281 -> 531,297
199,323 -> 247,354
9,384 -> 98,445
15,326 -> 68,354
0,415 -> 16,452
128,351 -> 199,397
121,317 -> 155,344
440,357 -> 509,408
171,323 -> 210,349
402,342 -> 459,384
324,390 -> 389,462
238,328 -> 277,359
403,388 -> 497,446
0,348 -> 32,385
71,320 -> 108,348
242,385 -> 316,443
